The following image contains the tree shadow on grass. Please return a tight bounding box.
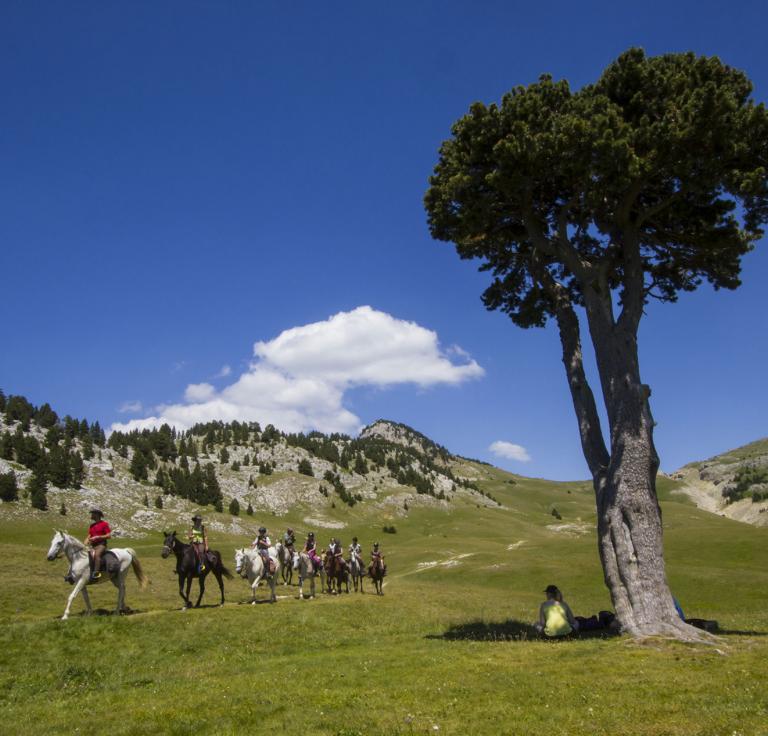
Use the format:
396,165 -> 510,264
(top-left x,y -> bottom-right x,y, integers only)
426,618 -> 619,642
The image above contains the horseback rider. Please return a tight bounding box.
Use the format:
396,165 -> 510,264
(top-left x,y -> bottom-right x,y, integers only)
369,541 -> 386,576
253,526 -> 274,576
303,531 -> 322,571
333,538 -> 344,563
85,508 -> 112,581
348,536 -> 363,568
187,514 -> 208,573
283,527 -> 296,552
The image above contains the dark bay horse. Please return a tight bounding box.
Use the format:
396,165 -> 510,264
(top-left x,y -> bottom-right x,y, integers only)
161,531 -> 233,608
323,550 -> 349,594
368,556 -> 386,595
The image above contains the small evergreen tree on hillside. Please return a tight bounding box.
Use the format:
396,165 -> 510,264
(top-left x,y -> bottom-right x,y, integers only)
154,495 -> 163,509
28,469 -> 48,511
35,403 -> 59,428
0,431 -> 14,461
0,389 -> 5,413
59,502 -> 67,516
0,471 -> 18,502
81,434 -> 95,460
231,460 -> 240,471
246,502 -> 254,516
298,458 -> 314,477
130,450 -> 149,482
47,446 -> 71,488
228,498 -> 240,516
219,447 -> 230,464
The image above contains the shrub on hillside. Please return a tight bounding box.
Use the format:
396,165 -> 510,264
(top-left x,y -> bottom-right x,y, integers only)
0,471 -> 19,502
298,458 -> 314,477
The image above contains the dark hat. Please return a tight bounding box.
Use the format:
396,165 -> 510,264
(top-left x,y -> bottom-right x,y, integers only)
192,514 -> 202,521
258,527 -> 267,533
308,531 -> 315,538
90,508 -> 103,517
544,584 -> 560,595
352,536 -> 358,542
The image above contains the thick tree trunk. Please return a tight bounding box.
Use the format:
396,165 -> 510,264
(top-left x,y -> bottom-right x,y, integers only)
586,315 -> 704,639
551,291 -> 710,641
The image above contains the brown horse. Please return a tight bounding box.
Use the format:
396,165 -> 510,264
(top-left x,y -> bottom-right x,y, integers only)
368,556 -> 386,595
161,531 -> 233,608
323,550 -> 349,594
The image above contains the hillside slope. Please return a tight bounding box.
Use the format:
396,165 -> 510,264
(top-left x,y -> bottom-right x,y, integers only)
670,438 -> 768,527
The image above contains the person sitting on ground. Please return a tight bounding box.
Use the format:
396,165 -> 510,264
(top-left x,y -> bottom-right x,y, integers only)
253,526 -> 273,576
85,508 -> 112,581
349,536 -> 363,567
535,584 -> 579,637
186,514 -> 208,573
369,541 -> 386,576
304,531 -> 322,570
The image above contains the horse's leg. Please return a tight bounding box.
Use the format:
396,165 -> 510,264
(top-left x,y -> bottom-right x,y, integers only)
63,575 -> 88,620
113,571 -> 123,614
183,575 -> 193,608
195,572 -> 206,607
250,571 -> 261,604
214,569 -> 225,606
269,576 -> 276,603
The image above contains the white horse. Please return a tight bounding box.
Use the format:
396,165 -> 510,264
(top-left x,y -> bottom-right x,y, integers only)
295,551 -> 325,600
348,554 -> 365,593
46,530 -> 149,620
234,546 -> 279,604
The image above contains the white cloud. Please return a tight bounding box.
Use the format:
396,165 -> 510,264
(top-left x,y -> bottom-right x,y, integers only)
111,306 -> 484,436
489,441 -> 532,463
118,400 -> 143,414
215,364 -> 232,378
184,383 -> 216,402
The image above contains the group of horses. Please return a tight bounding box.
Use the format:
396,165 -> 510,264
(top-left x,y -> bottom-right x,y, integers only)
45,529 -> 386,619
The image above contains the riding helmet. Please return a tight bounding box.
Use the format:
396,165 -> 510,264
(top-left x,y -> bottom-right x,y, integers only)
259,526 -> 267,534
90,508 -> 103,517
192,514 -> 202,521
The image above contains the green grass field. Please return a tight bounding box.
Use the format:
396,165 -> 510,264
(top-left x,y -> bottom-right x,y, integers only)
1,470 -> 766,735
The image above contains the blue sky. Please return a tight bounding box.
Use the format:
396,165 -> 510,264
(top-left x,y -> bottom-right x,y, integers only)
2,1 -> 766,480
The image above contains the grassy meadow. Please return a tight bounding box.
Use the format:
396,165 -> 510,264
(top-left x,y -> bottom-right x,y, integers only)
1,469 -> 766,735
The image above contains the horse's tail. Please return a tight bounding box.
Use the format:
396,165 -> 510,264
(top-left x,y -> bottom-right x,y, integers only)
126,550 -> 150,589
220,564 -> 234,580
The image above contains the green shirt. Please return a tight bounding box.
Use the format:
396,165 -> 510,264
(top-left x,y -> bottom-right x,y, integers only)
543,601 -> 573,637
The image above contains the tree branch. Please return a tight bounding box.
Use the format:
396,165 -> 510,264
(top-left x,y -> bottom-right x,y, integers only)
533,259 -> 610,480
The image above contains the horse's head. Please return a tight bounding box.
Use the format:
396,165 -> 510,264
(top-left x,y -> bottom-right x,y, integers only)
46,530 -> 66,561
161,531 -> 177,558
234,548 -> 245,575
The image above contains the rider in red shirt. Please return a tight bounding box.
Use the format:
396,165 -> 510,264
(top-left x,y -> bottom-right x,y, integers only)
86,508 -> 112,581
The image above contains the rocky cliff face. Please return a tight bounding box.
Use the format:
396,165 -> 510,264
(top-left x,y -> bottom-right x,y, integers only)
670,438 -> 768,527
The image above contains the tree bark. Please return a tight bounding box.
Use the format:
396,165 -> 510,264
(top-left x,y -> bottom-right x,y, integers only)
546,282 -> 710,640
580,304 -> 706,639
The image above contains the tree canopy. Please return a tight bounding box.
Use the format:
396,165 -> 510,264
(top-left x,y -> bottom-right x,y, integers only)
425,49 -> 768,330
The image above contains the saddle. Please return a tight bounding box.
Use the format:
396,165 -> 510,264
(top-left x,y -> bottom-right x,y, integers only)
87,550 -> 119,582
